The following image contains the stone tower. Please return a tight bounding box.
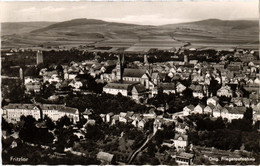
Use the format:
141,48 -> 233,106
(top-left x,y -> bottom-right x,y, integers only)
184,55 -> 188,63
144,54 -> 149,65
36,50 -> 43,65
116,55 -> 122,81
19,67 -> 24,86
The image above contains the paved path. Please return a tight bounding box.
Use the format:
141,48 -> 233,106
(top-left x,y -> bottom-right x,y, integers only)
127,130 -> 157,164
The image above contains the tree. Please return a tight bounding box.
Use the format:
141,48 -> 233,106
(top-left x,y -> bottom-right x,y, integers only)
243,108 -> 253,121
44,115 -> 55,130
19,116 -> 37,143
2,117 -> 12,134
56,115 -> 73,128
228,119 -> 252,131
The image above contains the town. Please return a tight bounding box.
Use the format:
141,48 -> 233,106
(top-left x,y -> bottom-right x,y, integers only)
1,46 -> 260,165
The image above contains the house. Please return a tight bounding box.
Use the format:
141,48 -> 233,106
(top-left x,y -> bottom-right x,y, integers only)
97,152 -> 115,165
175,122 -> 189,134
25,82 -> 41,93
87,119 -> 96,126
204,104 -> 215,115
217,85 -> 233,98
137,119 -> 148,129
159,83 -> 176,94
191,84 -> 204,99
119,112 -> 127,123
183,105 -> 195,116
106,113 -> 114,123
223,107 -> 246,122
207,96 -> 219,106
131,84 -> 146,101
194,103 -> 205,114
176,82 -> 186,93
175,152 -> 194,165
253,110 -> 260,124
173,134 -> 188,150
82,109 -> 93,120
212,104 -> 222,118
111,115 -> 119,125
232,97 -> 244,106
242,98 -> 250,108
68,80 -> 83,90
151,72 -> 160,85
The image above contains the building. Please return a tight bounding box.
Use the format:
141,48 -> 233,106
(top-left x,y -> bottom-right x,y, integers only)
97,152 -> 115,165
175,122 -> 189,134
253,110 -> 260,124
204,104 -> 215,115
207,96 -> 219,106
36,50 -> 43,65
159,83 -> 176,94
175,152 -> 194,165
224,107 -> 246,121
25,82 -> 41,93
122,68 -> 150,89
217,85 -> 233,98
183,105 -> 195,116
131,84 -> 146,101
103,82 -> 137,96
173,134 -> 188,150
194,103 -> 205,114
3,103 -> 79,123
176,82 -> 186,93
19,68 -> 24,85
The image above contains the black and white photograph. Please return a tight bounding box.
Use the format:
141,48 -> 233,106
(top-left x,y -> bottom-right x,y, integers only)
0,0 -> 259,165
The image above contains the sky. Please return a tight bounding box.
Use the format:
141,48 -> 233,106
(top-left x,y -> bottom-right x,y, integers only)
0,1 -> 258,25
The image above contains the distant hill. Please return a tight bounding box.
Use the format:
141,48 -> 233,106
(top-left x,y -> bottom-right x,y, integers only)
1,18 -> 259,51
30,18 -> 144,33
163,19 -> 259,31
1,22 -> 56,35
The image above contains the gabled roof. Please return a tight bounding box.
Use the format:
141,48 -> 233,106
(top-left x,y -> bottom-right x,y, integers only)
177,152 -> 194,159
123,68 -> 147,78
206,104 -> 215,110
103,82 -> 134,90
3,103 -> 38,110
226,107 -> 246,114
159,83 -> 176,90
132,84 -> 146,93
185,105 -> 195,111
151,72 -> 159,79
196,103 -> 205,109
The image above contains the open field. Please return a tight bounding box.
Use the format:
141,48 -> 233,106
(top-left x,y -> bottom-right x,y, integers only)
1,18 -> 258,51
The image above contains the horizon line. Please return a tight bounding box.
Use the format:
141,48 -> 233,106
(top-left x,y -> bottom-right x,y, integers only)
1,17 -> 259,26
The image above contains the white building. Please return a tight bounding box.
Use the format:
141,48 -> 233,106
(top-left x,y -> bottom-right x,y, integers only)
3,103 -> 79,123
103,82 -> 135,96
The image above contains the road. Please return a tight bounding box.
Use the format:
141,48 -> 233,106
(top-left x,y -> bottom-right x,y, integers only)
127,130 -> 157,164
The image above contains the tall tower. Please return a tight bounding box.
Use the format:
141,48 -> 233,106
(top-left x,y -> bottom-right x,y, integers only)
144,54 -> 149,65
116,55 -> 122,81
184,55 -> 188,63
19,67 -> 24,87
37,50 -> 43,65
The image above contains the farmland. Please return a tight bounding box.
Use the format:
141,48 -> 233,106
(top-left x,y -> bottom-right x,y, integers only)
1,18 -> 259,52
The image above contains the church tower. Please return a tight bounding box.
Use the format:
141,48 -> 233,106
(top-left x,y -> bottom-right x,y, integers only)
37,50 -> 43,65
144,54 -> 149,65
19,67 -> 24,87
116,55 -> 122,81
184,55 -> 188,63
